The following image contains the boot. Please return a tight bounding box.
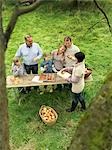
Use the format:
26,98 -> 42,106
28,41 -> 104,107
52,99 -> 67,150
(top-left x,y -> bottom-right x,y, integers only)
80,100 -> 86,111
66,101 -> 77,112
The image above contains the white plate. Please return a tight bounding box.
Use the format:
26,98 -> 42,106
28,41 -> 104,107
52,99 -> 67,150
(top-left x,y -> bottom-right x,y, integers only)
57,71 -> 71,79
32,76 -> 43,83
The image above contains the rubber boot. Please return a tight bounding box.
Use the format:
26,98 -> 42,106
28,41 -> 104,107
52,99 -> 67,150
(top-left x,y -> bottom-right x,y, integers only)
66,101 -> 78,112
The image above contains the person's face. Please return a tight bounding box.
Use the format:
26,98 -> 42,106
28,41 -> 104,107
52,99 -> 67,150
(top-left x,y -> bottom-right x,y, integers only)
26,37 -> 33,47
15,60 -> 21,66
59,46 -> 66,54
45,55 -> 51,61
64,40 -> 72,48
75,57 -> 78,63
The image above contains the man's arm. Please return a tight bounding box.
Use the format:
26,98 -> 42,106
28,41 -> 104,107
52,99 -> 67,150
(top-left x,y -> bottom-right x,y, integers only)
33,44 -> 43,62
66,67 -> 83,83
61,67 -> 73,74
66,76 -> 80,83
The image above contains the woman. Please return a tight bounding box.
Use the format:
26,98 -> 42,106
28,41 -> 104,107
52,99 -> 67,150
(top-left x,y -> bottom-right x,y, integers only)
52,44 -> 67,90
52,44 -> 67,72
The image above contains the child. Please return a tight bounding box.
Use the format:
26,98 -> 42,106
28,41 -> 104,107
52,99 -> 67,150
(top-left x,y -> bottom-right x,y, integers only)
61,52 -> 86,112
12,58 -> 27,94
12,58 -> 26,77
40,53 -> 54,94
40,53 -> 53,73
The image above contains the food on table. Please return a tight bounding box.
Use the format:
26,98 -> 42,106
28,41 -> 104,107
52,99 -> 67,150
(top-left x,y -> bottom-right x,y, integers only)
10,76 -> 21,84
39,74 -> 46,80
39,73 -> 55,81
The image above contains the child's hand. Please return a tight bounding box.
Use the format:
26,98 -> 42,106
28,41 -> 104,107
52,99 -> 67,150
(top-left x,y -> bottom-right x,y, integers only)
40,67 -> 45,72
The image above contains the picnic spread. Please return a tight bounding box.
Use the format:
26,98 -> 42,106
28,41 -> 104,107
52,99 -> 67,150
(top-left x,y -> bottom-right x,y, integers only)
6,73 -> 68,88
6,72 -> 93,88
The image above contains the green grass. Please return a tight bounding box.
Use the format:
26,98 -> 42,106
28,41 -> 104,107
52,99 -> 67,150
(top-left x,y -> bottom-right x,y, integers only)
4,2 -> 112,150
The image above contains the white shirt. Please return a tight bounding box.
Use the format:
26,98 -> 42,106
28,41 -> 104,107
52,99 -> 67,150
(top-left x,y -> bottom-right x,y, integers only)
15,43 -> 42,65
72,62 -> 85,93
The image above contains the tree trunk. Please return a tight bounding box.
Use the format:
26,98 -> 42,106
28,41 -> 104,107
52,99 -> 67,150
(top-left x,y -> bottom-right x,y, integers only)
0,0 -> 46,149
0,0 -> 10,149
0,40 -> 10,149
68,72 -> 112,150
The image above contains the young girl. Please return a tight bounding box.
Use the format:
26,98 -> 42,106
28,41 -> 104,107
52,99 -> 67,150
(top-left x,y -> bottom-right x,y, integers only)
12,58 -> 26,77
12,58 -> 27,94
52,44 -> 67,72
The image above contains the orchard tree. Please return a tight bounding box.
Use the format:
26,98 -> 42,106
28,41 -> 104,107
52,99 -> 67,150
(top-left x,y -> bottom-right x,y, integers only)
0,0 -> 47,149
68,72 -> 112,150
0,0 -> 112,150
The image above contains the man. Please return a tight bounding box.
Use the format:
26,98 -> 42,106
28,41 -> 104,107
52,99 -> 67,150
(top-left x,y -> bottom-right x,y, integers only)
61,52 -> 86,112
15,35 -> 42,74
64,36 -> 80,67
15,35 -> 42,92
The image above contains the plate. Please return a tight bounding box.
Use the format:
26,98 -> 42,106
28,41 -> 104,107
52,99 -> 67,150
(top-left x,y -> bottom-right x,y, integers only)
32,76 -> 43,83
57,71 -> 71,79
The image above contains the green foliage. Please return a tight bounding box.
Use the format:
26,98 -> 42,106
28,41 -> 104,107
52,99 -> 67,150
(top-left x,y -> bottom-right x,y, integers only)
5,0 -> 17,5
4,2 -> 112,150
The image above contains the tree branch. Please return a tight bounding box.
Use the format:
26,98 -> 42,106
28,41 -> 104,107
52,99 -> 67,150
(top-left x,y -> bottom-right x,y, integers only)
0,0 -> 5,47
4,0 -> 45,51
93,0 -> 112,34
4,7 -> 19,50
17,0 -> 45,16
0,1 -> 3,34
83,17 -> 105,38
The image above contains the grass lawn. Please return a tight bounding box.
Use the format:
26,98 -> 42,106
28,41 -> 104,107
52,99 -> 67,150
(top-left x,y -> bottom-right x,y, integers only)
4,2 -> 112,150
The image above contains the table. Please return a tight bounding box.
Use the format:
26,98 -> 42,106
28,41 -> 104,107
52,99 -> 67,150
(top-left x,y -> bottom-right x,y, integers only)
6,73 -> 93,105
6,73 -> 69,105
6,73 -> 68,88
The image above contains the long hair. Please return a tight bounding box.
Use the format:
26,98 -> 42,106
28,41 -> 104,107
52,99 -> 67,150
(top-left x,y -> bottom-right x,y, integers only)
57,44 -> 67,56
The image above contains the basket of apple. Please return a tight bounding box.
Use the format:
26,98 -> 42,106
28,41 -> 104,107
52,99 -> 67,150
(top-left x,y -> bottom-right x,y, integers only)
39,105 -> 58,126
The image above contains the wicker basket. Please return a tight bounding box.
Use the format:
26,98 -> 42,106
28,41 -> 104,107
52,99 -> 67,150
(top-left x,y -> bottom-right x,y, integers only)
84,68 -> 92,79
39,105 -> 58,126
